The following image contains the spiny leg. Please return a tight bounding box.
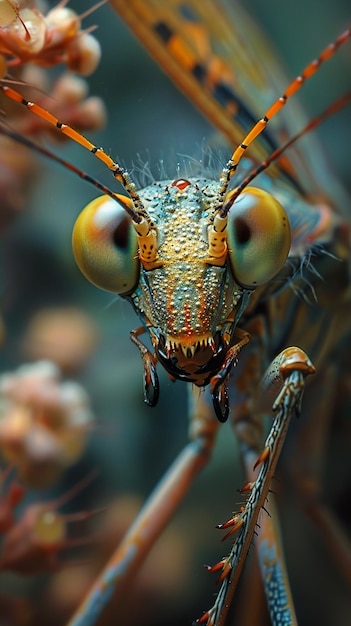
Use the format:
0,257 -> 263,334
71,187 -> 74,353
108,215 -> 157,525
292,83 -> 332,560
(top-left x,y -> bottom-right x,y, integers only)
66,387 -> 220,626
290,360 -> 351,588
197,347 -> 315,626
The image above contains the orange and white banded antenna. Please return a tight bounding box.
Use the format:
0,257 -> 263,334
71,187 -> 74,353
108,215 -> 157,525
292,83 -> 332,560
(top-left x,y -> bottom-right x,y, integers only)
0,120 -> 141,221
217,28 -> 351,202
0,26 -> 349,225
222,91 -> 351,215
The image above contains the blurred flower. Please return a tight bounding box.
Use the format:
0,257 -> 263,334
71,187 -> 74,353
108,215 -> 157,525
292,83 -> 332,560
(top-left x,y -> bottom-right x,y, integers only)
20,307 -> 99,374
0,360 -> 94,486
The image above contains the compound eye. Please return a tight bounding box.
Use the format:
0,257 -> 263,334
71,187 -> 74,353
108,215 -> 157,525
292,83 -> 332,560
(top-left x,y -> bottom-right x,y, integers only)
72,195 -> 139,294
225,187 -> 291,288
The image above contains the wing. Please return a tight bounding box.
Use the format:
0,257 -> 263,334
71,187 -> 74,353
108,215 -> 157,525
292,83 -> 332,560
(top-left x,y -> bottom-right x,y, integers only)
109,0 -> 327,194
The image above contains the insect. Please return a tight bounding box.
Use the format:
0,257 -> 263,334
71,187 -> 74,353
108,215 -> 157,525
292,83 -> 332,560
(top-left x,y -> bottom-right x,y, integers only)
0,1 -> 350,623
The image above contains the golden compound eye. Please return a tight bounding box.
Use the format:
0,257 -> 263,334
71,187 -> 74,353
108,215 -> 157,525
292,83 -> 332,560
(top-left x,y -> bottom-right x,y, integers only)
225,187 -> 291,288
72,195 -> 139,294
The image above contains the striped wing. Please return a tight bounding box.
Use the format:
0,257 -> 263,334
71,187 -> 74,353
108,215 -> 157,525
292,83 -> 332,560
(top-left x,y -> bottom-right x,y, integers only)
109,0 -> 325,194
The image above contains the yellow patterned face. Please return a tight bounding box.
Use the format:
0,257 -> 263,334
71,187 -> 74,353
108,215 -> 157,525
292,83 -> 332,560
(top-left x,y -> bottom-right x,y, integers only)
72,176 -> 291,387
